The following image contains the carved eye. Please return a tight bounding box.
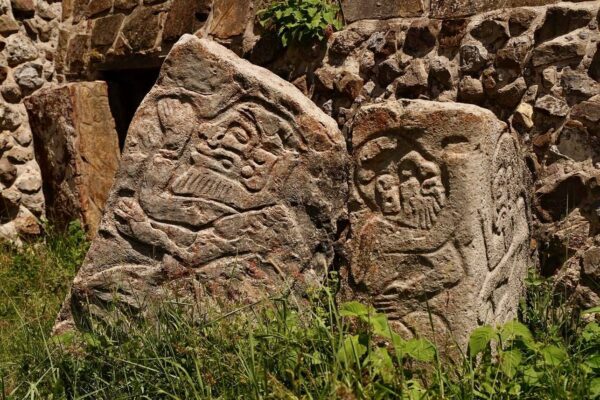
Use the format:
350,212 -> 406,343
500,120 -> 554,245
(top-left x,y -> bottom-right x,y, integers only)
230,126 -> 249,144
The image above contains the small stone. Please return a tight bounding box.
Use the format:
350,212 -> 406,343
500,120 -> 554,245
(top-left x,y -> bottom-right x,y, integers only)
36,1 -> 60,20
458,76 -> 484,104
583,247 -> 600,281
509,8 -> 537,36
542,66 -> 559,89
114,0 -> 137,10
0,103 -> 22,130
14,63 -> 44,92
1,84 -> 23,103
377,56 -> 402,86
571,95 -> 600,136
471,19 -> 508,52
0,188 -> 20,222
496,77 -> 527,108
429,57 -> 453,90
0,134 -> 13,152
15,173 -> 41,193
11,0 -> 36,17
5,34 -> 39,66
460,44 -> 488,74
20,190 -> 44,215
532,35 -> 587,67
87,0 -> 112,16
91,14 -> 124,47
496,36 -> 533,68
6,147 -> 32,164
403,19 -> 439,57
0,15 -> 19,36
535,94 -> 569,117
12,128 -> 32,146
439,19 -> 468,49
335,71 -> 364,100
396,58 -> 428,97
0,157 -> 17,186
14,207 -> 41,235
561,68 -> 600,100
513,102 -> 534,131
330,29 -> 365,56
0,66 -> 7,84
122,6 -> 162,51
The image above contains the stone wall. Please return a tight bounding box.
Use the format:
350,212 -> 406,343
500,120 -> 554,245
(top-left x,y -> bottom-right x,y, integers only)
237,0 -> 599,309
56,0 -> 212,76
0,0 -> 61,240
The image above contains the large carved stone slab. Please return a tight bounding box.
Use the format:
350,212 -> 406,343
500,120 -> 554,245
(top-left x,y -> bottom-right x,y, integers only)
342,100 -> 530,350
56,35 -> 347,330
24,82 -> 120,238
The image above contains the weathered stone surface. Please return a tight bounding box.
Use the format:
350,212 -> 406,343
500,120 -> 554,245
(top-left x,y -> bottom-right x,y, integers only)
163,0 -> 210,42
11,0 -> 36,17
340,0 -> 426,22
24,82 -> 120,237
342,100 -> 529,350
122,5 -> 162,51
87,0 -> 112,16
5,33 -> 39,66
14,62 -> 44,92
91,14 -> 124,47
208,0 -> 251,39
0,15 -> 19,36
56,36 -> 347,330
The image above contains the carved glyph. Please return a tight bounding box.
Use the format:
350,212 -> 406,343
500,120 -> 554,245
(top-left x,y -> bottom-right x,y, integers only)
343,100 -> 530,350
55,36 -> 347,331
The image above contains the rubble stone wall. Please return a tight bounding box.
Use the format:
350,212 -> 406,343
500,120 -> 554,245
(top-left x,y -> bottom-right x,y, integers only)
0,0 -> 61,240
246,0 -> 599,309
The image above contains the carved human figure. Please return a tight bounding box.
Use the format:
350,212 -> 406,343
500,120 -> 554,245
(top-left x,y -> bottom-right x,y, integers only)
113,97 -> 306,279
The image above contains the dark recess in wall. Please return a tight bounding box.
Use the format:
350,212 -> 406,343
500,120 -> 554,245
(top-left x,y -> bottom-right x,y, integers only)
102,68 -> 161,150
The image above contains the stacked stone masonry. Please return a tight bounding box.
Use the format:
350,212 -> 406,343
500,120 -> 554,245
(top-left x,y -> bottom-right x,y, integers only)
248,0 -> 600,310
0,0 -> 61,240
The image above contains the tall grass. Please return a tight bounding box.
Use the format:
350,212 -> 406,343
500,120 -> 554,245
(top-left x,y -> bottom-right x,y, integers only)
0,227 -> 598,399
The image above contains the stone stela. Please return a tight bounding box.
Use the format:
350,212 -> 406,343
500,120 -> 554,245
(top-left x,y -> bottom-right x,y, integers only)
342,100 -> 530,349
55,35 -> 348,332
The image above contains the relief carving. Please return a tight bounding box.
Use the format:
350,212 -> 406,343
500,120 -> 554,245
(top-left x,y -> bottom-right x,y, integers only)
56,36 -> 347,331
344,100 -> 530,351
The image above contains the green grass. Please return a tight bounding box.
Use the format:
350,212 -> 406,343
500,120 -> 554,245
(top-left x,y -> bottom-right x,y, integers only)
0,227 -> 598,399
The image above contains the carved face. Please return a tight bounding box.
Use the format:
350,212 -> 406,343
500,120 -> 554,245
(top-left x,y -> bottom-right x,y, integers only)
356,136 -> 447,230
195,103 -> 290,193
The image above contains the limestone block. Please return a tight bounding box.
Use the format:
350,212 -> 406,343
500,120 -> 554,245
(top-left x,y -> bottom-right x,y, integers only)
340,0 -> 427,22
208,0 -> 252,39
24,82 -> 120,237
342,100 -> 530,350
56,35 -> 347,330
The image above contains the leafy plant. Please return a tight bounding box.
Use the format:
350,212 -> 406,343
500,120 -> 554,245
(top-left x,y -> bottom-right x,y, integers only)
258,0 -> 343,47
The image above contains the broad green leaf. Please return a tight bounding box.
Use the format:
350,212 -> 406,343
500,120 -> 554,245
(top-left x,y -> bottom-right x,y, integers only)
469,326 -> 497,357
540,344 -> 567,366
499,349 -> 523,378
337,334 -> 367,366
591,377 -> 600,399
369,313 -> 391,338
586,354 -> 600,369
583,306 -> 600,315
404,338 -> 436,362
339,301 -> 373,317
499,321 -> 533,346
523,367 -> 544,386
583,322 -> 600,342
365,347 -> 394,383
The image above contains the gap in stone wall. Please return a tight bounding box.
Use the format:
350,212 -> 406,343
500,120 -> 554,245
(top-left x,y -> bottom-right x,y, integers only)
100,68 -> 161,150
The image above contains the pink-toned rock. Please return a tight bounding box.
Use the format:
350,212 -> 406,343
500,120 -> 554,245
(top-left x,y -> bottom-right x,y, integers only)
24,82 -> 120,237
55,36 -> 347,332
342,100 -> 530,351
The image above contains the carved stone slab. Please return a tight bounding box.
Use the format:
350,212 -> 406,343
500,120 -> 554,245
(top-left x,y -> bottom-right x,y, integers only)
342,100 -> 530,350
56,35 -> 348,330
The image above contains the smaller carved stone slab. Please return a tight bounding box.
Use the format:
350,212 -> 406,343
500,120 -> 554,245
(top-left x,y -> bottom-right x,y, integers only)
342,100 -> 530,350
